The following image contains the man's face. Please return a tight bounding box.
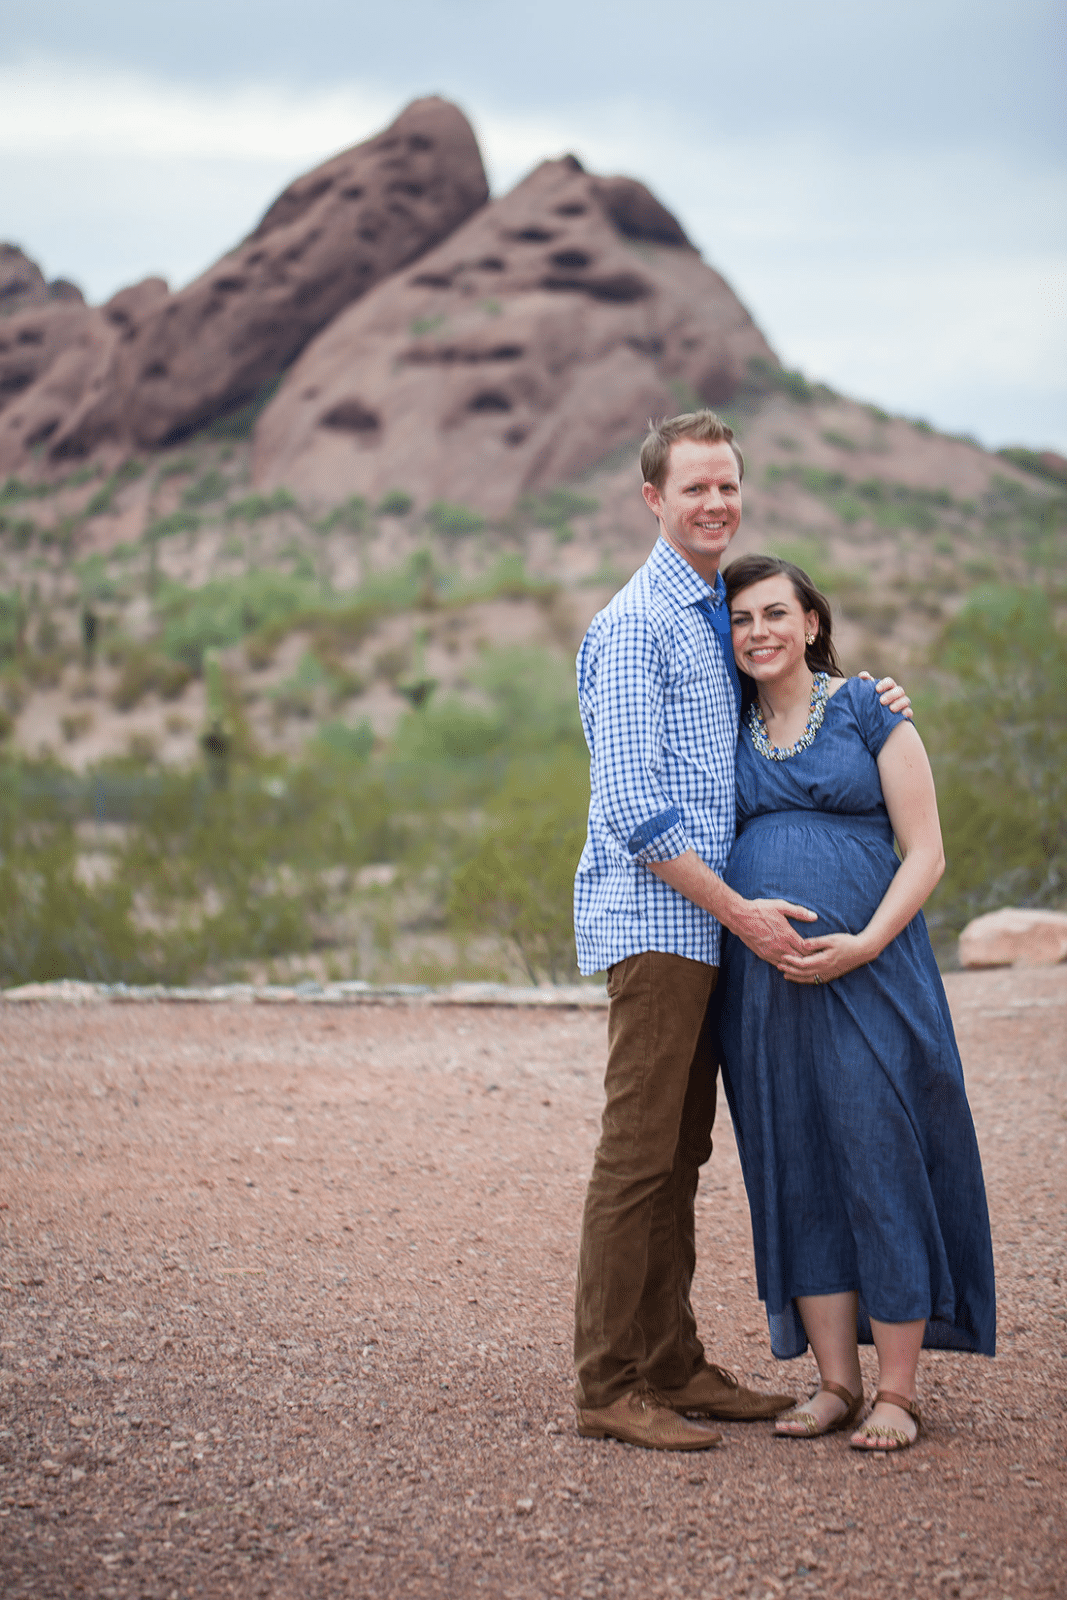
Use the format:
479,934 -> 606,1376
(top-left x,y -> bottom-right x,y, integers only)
641,438 -> 742,583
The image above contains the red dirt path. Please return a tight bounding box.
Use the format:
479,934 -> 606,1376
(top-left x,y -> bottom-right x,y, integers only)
1,966 -> 1064,1599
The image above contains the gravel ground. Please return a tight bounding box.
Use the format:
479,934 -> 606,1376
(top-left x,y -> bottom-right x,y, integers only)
1,966 -> 1064,1600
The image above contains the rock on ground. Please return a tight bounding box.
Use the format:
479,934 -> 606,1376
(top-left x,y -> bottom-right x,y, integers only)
959,907 -> 1067,969
252,155 -> 776,516
0,966 -> 1064,1598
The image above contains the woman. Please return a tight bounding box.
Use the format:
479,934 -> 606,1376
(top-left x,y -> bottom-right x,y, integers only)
717,554 -> 995,1450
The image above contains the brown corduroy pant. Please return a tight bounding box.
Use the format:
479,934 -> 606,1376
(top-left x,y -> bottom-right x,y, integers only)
573,951 -> 720,1409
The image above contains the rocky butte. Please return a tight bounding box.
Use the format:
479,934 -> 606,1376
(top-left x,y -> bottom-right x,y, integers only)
0,97 -> 489,474
252,155 -> 776,516
0,97 -> 774,508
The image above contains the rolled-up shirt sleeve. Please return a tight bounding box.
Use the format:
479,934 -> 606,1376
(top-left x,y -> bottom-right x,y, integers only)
581,611 -> 693,865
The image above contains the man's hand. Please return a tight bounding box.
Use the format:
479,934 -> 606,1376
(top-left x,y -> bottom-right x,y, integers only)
857,671 -> 913,719
725,896 -> 818,964
648,851 -> 816,962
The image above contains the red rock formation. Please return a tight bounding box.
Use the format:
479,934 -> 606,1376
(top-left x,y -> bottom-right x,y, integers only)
0,98 -> 487,474
0,281 -> 168,474
116,95 -> 488,452
0,302 -> 96,443
252,157 -> 776,516
0,244 -> 83,317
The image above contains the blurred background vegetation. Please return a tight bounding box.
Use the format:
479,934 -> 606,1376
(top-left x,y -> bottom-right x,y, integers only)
1,417 -> 1064,988
3,584 -> 1063,987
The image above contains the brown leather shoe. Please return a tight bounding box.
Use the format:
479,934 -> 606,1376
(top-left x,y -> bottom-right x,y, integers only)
576,1387 -> 722,1451
660,1363 -> 794,1421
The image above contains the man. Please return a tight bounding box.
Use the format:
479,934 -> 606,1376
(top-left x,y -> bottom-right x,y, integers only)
572,410 -> 908,1451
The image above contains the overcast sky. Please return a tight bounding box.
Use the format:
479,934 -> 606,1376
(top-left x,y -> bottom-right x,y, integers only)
2,0 -> 1064,451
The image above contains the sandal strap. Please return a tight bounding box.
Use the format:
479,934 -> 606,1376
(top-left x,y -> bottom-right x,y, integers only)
874,1389 -> 922,1424
820,1380 -> 861,1408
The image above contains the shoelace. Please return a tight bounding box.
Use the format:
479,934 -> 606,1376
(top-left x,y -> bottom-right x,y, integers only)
634,1386 -> 676,1411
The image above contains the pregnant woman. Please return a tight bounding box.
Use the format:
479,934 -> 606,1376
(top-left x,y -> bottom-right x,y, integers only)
718,554 -> 995,1450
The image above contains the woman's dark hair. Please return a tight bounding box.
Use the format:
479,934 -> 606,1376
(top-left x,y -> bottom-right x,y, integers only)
723,553 -> 844,710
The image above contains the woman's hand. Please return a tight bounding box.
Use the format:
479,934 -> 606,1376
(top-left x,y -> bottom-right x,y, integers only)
777,931 -> 875,984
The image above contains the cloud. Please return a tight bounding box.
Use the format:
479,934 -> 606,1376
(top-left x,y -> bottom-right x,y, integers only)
0,58 -> 398,162
1,59 -> 1063,450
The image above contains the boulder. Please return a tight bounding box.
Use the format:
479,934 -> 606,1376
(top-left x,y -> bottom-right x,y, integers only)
252,156 -> 777,516
958,908 -> 1067,969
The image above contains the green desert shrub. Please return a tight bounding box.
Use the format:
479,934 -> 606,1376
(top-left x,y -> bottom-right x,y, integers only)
923,584 -> 1067,936
0,512 -> 37,549
155,570 -> 321,670
0,640 -> 591,987
84,459 -> 144,517
318,496 -> 370,534
0,591 -> 25,661
448,751 -> 588,983
111,646 -> 193,710
155,454 -> 197,482
270,651 -> 341,721
75,553 -> 123,603
521,486 -> 598,545
181,468 -> 228,507
997,447 -> 1067,487
315,718 -> 375,762
146,509 -> 201,542
377,489 -> 414,516
225,489 -> 298,523
0,779 -> 153,984
427,501 -> 485,538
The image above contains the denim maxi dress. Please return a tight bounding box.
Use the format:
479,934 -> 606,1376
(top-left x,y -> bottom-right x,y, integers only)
718,678 -> 996,1361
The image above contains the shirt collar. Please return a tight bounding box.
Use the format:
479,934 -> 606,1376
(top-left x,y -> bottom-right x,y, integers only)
648,534 -> 727,609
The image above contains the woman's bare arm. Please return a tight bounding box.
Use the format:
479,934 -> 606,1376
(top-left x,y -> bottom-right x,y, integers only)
776,721 -> 945,983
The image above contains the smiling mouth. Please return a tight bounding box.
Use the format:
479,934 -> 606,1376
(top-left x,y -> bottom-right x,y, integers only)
746,647 -> 781,662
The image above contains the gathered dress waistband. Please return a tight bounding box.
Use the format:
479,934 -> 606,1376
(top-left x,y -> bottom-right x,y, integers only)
737,808 -> 894,843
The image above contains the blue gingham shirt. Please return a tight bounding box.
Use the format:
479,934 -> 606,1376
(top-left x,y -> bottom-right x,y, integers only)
573,536 -> 739,975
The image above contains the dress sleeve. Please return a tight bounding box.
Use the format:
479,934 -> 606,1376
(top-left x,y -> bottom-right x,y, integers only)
850,678 -> 908,758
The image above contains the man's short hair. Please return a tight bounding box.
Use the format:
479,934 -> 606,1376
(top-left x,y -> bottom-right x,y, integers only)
640,410 -> 745,490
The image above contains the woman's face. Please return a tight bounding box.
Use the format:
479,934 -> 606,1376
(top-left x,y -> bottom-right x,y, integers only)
729,574 -> 818,683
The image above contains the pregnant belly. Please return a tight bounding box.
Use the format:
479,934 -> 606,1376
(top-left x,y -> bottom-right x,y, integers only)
725,809 -> 898,934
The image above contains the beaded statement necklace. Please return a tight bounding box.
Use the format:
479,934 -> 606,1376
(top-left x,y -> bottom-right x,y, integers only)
747,671 -> 831,761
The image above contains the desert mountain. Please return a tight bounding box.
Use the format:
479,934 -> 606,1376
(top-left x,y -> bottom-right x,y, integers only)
0,94 -> 1060,785
0,97 -> 488,474
252,155 -> 776,515
2,97 -> 1062,991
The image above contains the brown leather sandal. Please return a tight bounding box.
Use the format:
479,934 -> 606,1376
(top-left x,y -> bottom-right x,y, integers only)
774,1380 -> 864,1438
849,1388 -> 922,1451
